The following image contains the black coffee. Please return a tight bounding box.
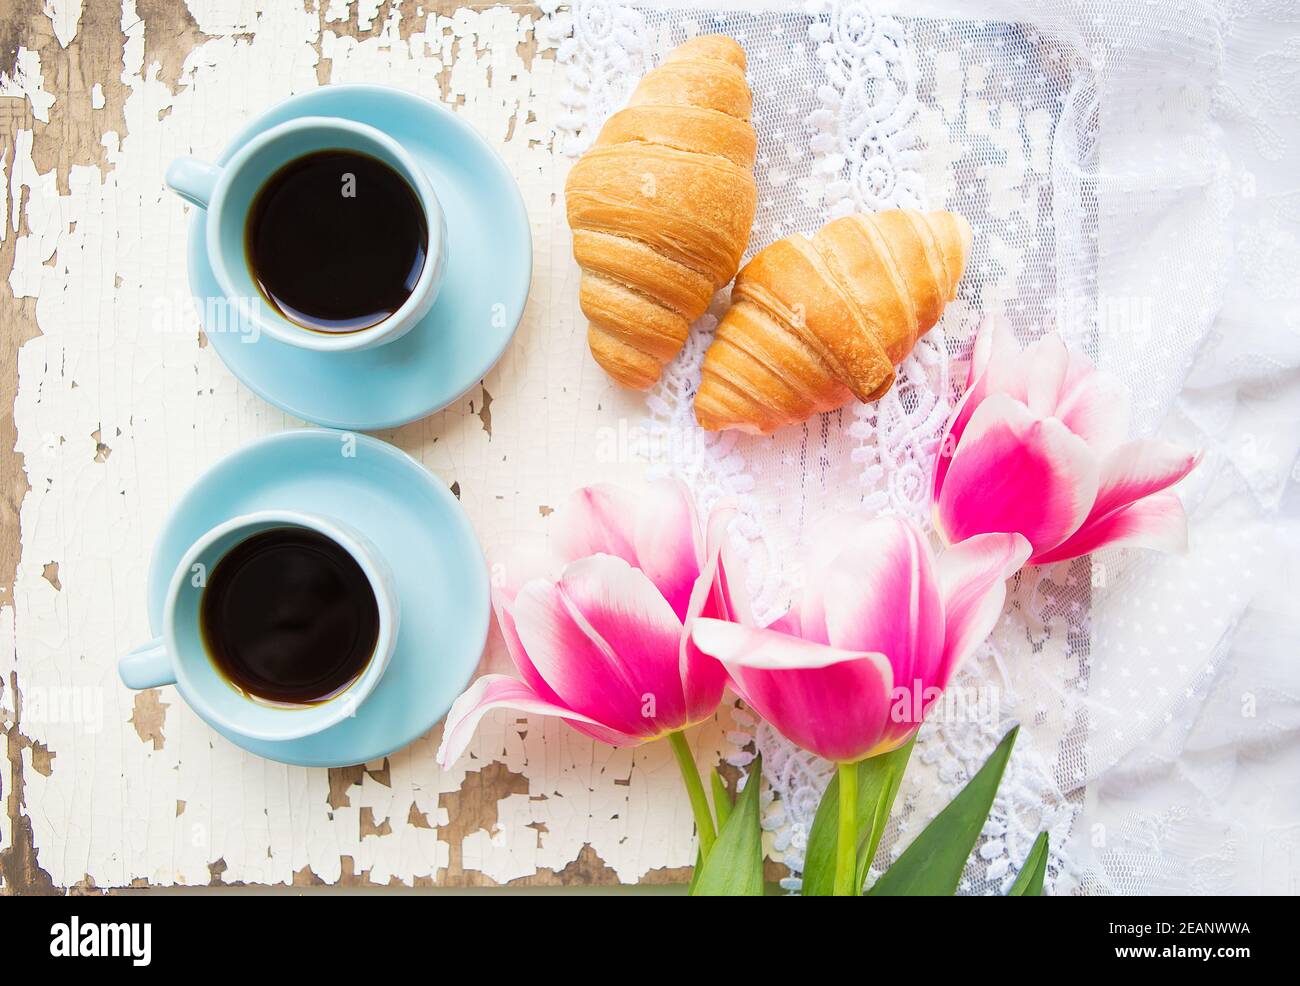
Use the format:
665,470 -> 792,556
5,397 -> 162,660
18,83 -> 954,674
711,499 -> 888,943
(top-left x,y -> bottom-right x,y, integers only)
245,149 -> 428,332
200,527 -> 380,705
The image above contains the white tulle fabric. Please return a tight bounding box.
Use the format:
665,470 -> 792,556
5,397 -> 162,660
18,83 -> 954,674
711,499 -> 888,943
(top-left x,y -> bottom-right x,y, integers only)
541,0 -> 1300,894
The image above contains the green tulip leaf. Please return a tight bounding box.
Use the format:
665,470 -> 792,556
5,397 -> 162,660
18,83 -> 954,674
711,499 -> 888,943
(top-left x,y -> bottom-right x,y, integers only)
1007,831 -> 1049,896
711,769 -> 734,830
686,771 -> 735,896
802,737 -> 915,896
867,725 -> 1019,896
690,755 -> 765,896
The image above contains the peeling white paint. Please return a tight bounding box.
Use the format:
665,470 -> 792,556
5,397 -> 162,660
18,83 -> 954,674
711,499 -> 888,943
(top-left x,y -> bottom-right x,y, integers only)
324,0 -> 352,25
43,0 -> 85,48
0,48 -> 56,123
3,0 -> 732,888
356,0 -> 385,32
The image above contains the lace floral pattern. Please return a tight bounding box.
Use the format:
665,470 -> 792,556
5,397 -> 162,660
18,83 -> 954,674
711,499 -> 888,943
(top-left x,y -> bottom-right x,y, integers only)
807,2 -> 925,215
544,0 -> 652,157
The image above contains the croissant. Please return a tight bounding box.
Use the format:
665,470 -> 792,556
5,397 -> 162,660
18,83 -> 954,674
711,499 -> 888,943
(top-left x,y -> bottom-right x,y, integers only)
694,209 -> 972,434
565,35 -> 758,390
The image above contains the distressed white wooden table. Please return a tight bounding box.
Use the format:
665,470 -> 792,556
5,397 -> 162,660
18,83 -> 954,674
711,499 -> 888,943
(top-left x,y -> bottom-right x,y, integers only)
0,0 -> 742,892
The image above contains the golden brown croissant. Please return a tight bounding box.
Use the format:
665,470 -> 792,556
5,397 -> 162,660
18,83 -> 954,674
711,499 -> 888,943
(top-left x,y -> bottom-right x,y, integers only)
565,35 -> 758,390
694,209 -> 972,434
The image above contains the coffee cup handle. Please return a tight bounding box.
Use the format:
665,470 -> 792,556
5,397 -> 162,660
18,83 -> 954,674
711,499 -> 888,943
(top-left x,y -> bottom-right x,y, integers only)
119,638 -> 177,690
165,156 -> 221,210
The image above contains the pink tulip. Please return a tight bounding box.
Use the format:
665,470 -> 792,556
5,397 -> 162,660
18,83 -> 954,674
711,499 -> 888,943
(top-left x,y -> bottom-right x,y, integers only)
691,516 -> 1030,763
932,319 -> 1200,565
436,478 -> 738,768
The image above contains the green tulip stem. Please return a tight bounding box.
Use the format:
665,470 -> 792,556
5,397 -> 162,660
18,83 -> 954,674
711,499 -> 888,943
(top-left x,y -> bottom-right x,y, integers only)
833,761 -> 859,896
669,730 -> 717,861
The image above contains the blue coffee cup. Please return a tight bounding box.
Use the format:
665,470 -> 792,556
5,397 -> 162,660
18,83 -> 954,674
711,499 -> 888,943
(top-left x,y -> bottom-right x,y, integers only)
165,116 -> 447,353
118,510 -> 401,742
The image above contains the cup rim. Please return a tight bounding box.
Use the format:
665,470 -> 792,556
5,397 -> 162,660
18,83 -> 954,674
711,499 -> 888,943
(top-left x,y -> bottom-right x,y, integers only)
163,508 -> 399,742
204,115 -> 444,354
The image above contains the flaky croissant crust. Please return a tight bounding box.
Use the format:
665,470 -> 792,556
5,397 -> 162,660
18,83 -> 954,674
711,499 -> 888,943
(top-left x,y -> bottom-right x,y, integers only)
565,35 -> 759,390
695,209 -> 972,435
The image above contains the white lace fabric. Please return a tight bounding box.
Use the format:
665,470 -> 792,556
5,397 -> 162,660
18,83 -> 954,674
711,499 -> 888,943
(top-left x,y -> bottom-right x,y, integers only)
544,0 -> 1300,894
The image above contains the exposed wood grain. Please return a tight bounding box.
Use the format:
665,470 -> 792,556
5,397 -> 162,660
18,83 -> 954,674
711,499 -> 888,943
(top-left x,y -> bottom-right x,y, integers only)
0,0 -> 109,899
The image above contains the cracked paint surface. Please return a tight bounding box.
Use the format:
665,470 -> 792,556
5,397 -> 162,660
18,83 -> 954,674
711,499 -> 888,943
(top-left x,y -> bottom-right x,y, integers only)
1,0 -> 733,889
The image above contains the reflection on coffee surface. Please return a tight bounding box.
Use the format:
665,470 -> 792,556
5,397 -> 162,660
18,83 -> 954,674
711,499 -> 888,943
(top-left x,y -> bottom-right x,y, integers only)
200,527 -> 380,705
245,149 -> 428,332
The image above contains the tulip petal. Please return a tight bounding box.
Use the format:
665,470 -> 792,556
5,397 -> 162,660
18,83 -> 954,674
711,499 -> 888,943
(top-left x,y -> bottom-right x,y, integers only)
936,393 -> 1099,554
934,379 -> 980,502
559,556 -> 689,725
709,506 -> 753,627
935,319 -> 1022,500
1021,335 -> 1132,454
817,517 -> 946,688
632,477 -> 705,621
1087,440 -> 1200,527
766,609 -> 806,639
694,617 -> 878,671
435,675 -> 641,768
513,555 -> 686,736
941,319 -> 1008,496
795,511 -> 873,645
968,317 -> 1028,398
1054,353 -> 1131,454
978,320 -> 1032,404
679,504 -> 736,723
552,483 -> 640,567
492,587 -> 566,707
936,532 -> 1032,681
553,479 -> 703,621
1023,438 -> 1196,565
1024,335 -> 1071,420
489,536 -> 557,607
488,535 -> 567,690
692,618 -> 894,763
1031,491 -> 1188,564
964,316 -> 996,390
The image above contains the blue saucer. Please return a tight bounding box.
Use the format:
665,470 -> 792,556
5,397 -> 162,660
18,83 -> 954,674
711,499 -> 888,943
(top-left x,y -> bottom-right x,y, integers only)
187,85 -> 532,430
146,429 -> 489,767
